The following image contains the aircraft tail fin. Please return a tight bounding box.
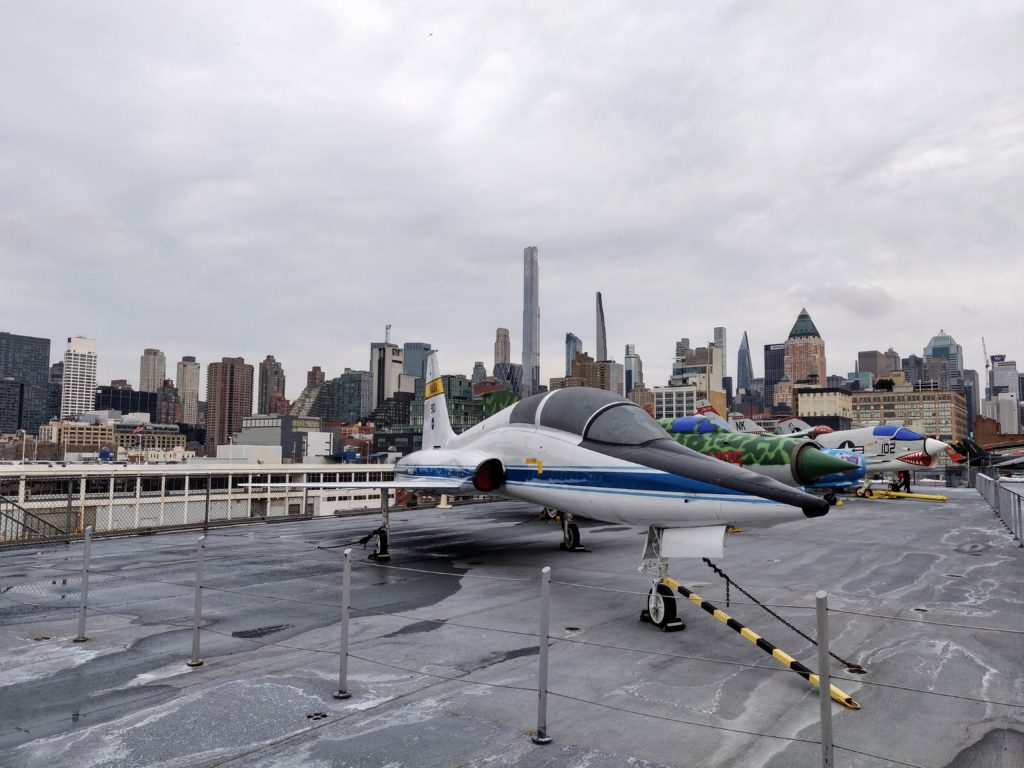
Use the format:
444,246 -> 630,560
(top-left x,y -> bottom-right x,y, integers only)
422,351 -> 456,449
695,399 -> 722,417
776,417 -> 813,435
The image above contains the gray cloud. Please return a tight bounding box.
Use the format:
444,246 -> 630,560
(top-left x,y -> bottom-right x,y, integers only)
1,1 -> 1021,395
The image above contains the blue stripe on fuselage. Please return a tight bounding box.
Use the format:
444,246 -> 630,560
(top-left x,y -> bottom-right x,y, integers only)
398,464 -> 757,498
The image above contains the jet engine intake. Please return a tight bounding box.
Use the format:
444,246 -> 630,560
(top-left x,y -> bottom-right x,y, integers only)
473,458 -> 506,492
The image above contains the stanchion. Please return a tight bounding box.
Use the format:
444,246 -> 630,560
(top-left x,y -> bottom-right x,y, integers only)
438,494 -> 452,509
335,548 -> 353,699
73,526 -> 92,643
816,591 -> 834,768
186,535 -> 206,667
532,566 -> 553,745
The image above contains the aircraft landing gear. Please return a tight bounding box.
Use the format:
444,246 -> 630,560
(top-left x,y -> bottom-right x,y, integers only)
559,511 -> 585,551
824,492 -> 838,506
639,533 -> 685,632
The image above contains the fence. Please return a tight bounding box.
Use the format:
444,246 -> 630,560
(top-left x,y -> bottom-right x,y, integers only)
976,473 -> 1024,546
0,466 -> 396,546
6,530 -> 1024,768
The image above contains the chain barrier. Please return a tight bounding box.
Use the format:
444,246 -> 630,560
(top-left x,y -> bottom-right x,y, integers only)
702,557 -> 864,672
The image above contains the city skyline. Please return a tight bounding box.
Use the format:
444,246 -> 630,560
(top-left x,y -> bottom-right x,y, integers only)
2,5 -> 1019,401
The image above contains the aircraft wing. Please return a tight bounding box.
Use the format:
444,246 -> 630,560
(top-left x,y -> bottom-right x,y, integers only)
240,479 -> 467,492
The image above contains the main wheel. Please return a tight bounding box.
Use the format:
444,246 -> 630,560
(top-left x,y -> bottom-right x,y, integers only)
562,522 -> 580,550
825,492 -> 837,506
647,583 -> 678,629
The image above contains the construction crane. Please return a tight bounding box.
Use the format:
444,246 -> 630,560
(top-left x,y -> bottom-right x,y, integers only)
982,336 -> 991,396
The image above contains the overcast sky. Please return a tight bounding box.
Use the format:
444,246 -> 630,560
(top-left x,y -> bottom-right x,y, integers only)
2,2 -> 1022,399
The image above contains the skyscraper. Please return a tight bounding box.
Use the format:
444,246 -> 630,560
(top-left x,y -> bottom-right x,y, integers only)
206,357 -> 254,450
258,355 -> 286,414
714,327 -> 727,379
763,343 -> 785,409
923,331 -> 964,391
596,292 -> 608,361
176,356 -> 201,426
624,344 -> 644,395
494,328 -> 510,372
370,342 -> 404,411
736,331 -> 753,400
403,342 -> 432,380
61,337 -> 98,419
565,333 -> 583,376
0,331 -> 50,434
471,362 -> 487,386
139,348 -> 166,393
775,308 -> 826,408
522,247 -> 540,396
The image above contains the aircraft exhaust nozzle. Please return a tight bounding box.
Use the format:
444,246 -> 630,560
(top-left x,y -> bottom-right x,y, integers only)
583,438 -> 830,517
792,442 -> 863,486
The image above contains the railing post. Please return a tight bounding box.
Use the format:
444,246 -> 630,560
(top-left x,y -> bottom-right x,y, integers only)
335,548 -> 353,699
186,535 -> 206,667
73,526 -> 92,642
204,478 -> 211,530
532,566 -> 553,745
816,591 -> 834,768
65,479 -> 73,543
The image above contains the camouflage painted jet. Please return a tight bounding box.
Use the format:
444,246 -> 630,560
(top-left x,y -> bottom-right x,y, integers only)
660,414 -> 864,504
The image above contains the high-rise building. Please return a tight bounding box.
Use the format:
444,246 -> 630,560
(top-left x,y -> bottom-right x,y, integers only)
47,361 -> 63,421
991,358 -> 1019,396
307,366 -> 326,389
776,309 -> 826,408
205,357 -> 254,450
963,368 -> 980,432
94,385 -> 158,421
258,355 -> 286,414
176,356 -> 200,426
624,344 -> 643,395
318,369 -> 374,424
667,343 -> 723,396
669,339 -> 691,387
923,331 -> 963,391
493,361 -> 523,397
522,246 -> 540,396
370,342 -> 405,411
565,333 -> 583,377
736,332 -> 753,401
139,348 -> 166,393
596,292 -> 608,361
714,327 -> 727,379
883,347 -> 901,374
403,342 -> 432,380
156,379 -> 183,424
471,362 -> 487,387
61,337 -> 98,419
902,354 -> 924,386
550,352 -> 623,395
494,328 -> 510,372
0,331 -> 50,434
856,351 -> 887,378
763,343 -> 786,409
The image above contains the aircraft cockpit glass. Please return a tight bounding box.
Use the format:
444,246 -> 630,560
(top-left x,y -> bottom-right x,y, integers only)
584,403 -> 668,445
894,427 -> 925,441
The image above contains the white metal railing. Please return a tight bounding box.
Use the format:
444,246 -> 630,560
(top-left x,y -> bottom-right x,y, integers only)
976,474 -> 1024,546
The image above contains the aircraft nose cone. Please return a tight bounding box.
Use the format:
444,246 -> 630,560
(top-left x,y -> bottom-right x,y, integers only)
925,438 -> 948,457
794,445 -> 862,485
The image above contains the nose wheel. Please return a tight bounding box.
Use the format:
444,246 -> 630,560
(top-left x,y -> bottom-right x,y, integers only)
641,583 -> 685,632
559,512 -> 586,551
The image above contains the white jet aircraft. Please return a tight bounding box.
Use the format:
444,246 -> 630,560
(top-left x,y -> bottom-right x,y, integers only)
251,352 -> 830,628
773,418 -> 948,474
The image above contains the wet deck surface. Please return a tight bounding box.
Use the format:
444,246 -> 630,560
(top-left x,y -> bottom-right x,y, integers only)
1,488 -> 1022,767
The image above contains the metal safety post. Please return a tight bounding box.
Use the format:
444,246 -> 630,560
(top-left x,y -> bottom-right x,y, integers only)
73,526 -> 92,642
204,478 -> 211,529
186,535 -> 206,667
335,548 -> 353,699
532,566 -> 553,744
816,591 -> 834,768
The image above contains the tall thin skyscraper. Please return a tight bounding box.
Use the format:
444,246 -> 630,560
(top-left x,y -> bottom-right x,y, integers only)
565,333 -> 583,376
736,332 -> 753,398
522,246 -> 540,396
139,348 -> 166,393
714,327 -> 727,379
763,343 -> 785,410
596,292 -> 608,361
494,328 -> 511,372
258,355 -> 286,414
61,336 -> 98,419
206,357 -> 254,450
176,356 -> 200,426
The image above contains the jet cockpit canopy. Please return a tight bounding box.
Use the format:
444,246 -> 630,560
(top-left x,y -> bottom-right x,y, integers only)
510,388 -> 667,445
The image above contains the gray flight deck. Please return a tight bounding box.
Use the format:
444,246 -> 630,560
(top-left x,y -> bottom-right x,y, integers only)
1,488 -> 1022,767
